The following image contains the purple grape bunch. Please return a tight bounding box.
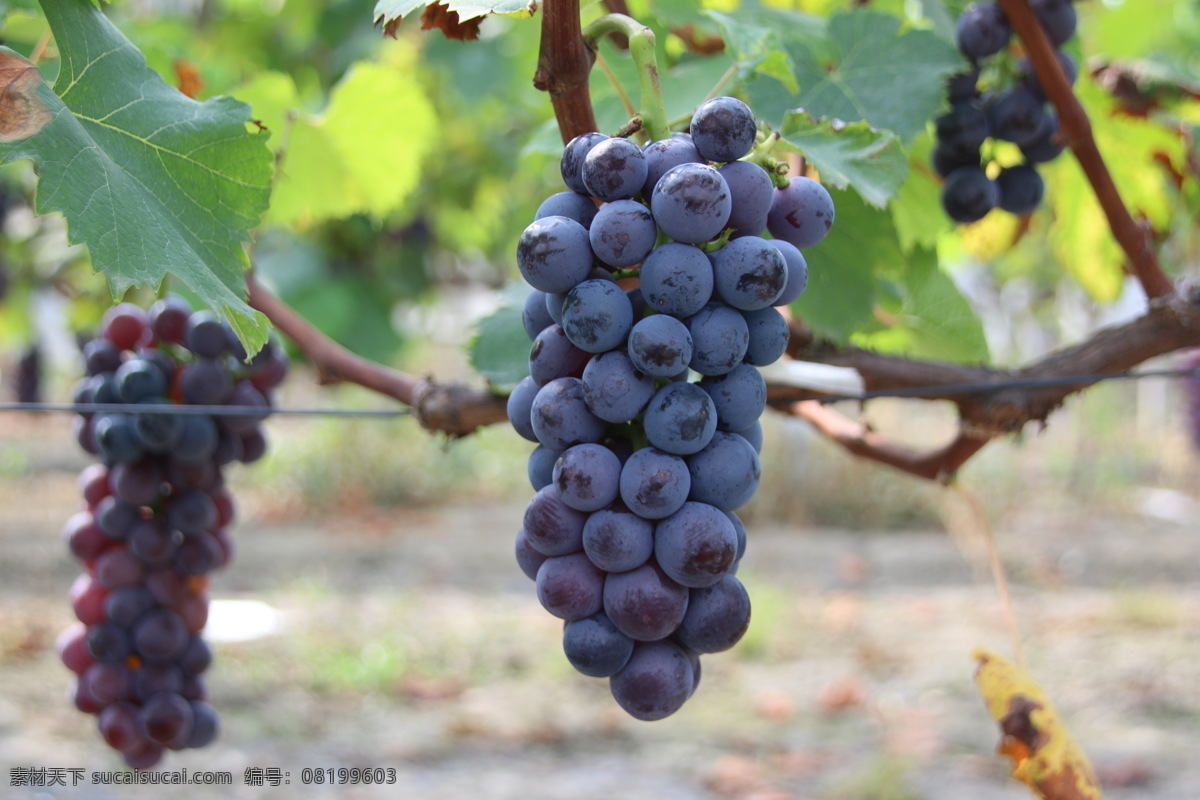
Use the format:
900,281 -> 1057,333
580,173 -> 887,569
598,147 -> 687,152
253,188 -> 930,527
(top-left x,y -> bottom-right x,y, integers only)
59,299 -> 287,768
511,96 -> 833,720
936,0 -> 1078,223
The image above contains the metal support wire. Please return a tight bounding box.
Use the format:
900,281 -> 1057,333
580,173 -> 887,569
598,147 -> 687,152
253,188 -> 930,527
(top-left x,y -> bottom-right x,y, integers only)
0,367 -> 1197,418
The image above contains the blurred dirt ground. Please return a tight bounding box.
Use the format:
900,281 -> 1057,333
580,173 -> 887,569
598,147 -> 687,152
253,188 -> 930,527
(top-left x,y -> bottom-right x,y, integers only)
1,412 -> 1198,800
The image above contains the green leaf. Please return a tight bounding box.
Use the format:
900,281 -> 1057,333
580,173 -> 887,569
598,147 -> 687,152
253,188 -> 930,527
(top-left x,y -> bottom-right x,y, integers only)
746,9 -> 963,141
373,0 -> 535,30
0,0 -> 273,353
234,60 -> 438,227
778,112 -> 908,208
790,188 -> 901,341
890,139 -> 952,253
854,246 -> 989,363
469,281 -> 532,391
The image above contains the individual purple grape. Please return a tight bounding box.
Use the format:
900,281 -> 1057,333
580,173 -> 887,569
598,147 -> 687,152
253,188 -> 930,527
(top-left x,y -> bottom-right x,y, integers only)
651,163 -> 732,244
507,376 -> 541,443
582,506 -> 655,573
675,575 -> 752,654
686,302 -> 750,376
996,165 -> 1045,214
84,339 -> 123,377
643,382 -> 718,456
133,400 -> 184,454
1030,0 -> 1076,46
690,96 -> 758,163
725,510 -> 748,561
104,586 -> 155,628
685,433 -> 762,511
581,350 -> 656,424
523,484 -> 587,556
767,176 -> 834,249
561,132 -> 610,194
641,137 -> 702,197
553,443 -> 622,512
166,488 -> 217,535
82,662 -> 133,706
628,315 -> 694,379
955,2 -> 1011,60
148,296 -> 191,344
561,279 -> 634,353
735,420 -> 763,455
95,497 -> 139,540
527,445 -> 560,492
98,702 -> 145,752
545,291 -> 566,325
589,199 -> 657,268
115,359 -> 167,403
530,377 -> 606,452
515,528 -> 549,581
639,243 -> 715,318
766,240 -> 808,307
653,501 -> 739,587
185,311 -> 228,358
603,563 -> 690,641
535,191 -> 599,228
536,553 -> 606,621
933,142 -> 982,178
95,548 -> 146,589
516,216 -> 594,294
941,167 -> 999,223
712,236 -> 787,310
222,381 -> 269,435
618,447 -> 691,520
173,415 -> 219,464
140,692 -> 194,748
947,69 -> 982,102
101,304 -> 149,351
718,161 -> 774,232
128,519 -> 177,565
935,101 -> 990,156
528,324 -> 590,386
179,359 -> 233,405
86,622 -> 133,663
523,290 -> 555,340
1021,112 -> 1065,163
563,613 -> 635,678
110,459 -> 165,506
698,364 -> 767,432
989,88 -> 1047,147
186,702 -> 219,748
742,306 -> 790,366
583,137 -> 649,202
609,640 -> 695,721
94,414 -> 144,466
133,609 -> 189,663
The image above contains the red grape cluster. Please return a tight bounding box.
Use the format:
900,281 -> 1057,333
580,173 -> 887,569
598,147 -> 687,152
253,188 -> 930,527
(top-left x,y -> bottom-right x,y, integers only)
58,299 -> 287,768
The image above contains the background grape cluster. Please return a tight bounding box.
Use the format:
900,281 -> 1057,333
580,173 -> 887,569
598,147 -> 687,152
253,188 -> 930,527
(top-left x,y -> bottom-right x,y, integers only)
935,0 -> 1078,223
509,96 -> 833,721
58,299 -> 287,768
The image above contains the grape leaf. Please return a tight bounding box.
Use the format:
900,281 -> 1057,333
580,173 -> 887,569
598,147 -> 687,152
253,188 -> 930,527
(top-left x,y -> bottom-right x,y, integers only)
470,281 -> 533,391
233,62 -> 438,227
854,246 -> 989,364
790,188 -> 898,341
374,0 -> 535,38
0,0 -> 273,352
778,112 -> 908,208
746,9 -> 963,141
973,649 -> 1104,800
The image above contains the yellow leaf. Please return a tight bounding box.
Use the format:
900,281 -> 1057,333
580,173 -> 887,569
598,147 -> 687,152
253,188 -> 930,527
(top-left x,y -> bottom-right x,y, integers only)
972,648 -> 1104,800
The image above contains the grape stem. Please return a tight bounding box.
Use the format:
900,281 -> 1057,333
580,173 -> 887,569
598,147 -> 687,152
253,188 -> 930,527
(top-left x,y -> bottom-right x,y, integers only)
583,14 -> 670,142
